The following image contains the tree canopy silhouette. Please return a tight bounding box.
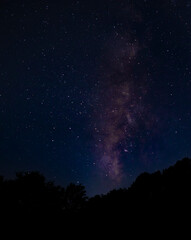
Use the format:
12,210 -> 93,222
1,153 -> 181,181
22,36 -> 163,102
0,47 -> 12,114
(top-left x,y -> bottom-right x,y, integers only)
0,157 -> 191,229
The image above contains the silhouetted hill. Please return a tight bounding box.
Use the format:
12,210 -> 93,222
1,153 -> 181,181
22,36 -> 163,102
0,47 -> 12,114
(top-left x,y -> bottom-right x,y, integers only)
0,158 -> 191,233
86,158 -> 191,225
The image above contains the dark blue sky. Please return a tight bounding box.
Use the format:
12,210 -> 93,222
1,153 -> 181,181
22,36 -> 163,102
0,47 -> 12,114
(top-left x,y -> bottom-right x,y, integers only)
0,0 -> 191,196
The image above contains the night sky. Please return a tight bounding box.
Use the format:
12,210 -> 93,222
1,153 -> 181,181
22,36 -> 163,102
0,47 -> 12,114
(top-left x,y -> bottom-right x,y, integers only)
0,0 -> 191,196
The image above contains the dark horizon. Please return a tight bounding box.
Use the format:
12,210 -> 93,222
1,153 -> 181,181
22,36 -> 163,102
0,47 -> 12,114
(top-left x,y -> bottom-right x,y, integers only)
0,156 -> 189,197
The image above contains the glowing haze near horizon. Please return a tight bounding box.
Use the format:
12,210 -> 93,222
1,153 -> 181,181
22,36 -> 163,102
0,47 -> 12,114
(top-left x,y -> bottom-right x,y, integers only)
0,0 -> 191,196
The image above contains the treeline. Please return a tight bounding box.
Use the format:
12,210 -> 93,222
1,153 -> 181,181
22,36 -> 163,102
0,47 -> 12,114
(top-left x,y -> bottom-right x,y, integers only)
0,158 -> 191,223
88,157 -> 191,219
0,172 -> 87,218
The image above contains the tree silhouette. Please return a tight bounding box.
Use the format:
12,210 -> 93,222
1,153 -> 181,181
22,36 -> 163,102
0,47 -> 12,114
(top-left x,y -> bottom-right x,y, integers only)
63,183 -> 87,212
0,157 -> 190,229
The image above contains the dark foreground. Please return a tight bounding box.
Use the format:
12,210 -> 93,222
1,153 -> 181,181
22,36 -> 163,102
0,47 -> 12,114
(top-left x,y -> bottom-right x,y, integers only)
0,158 -> 191,235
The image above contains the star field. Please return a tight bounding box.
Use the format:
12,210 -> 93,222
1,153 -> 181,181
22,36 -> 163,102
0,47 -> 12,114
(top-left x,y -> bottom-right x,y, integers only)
0,0 -> 191,196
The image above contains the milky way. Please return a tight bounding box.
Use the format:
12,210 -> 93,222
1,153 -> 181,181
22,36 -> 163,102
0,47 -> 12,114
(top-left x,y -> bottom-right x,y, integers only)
93,5 -> 156,184
94,43 -> 144,182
